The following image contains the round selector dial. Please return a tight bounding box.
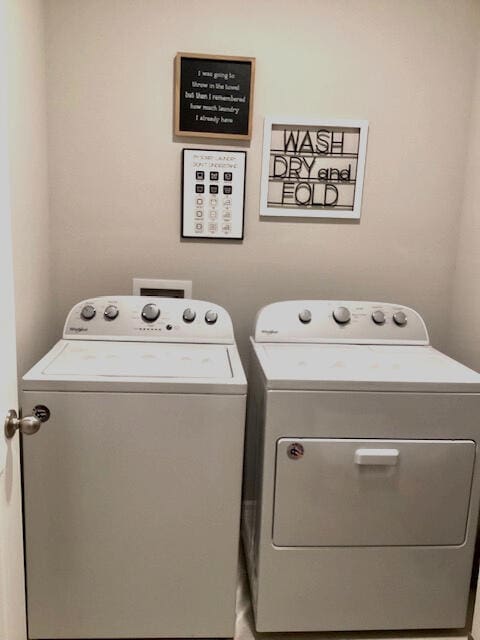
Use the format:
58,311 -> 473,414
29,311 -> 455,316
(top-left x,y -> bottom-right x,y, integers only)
299,309 -> 312,324
80,304 -> 96,321
141,303 -> 160,323
205,310 -> 218,324
332,306 -> 351,325
183,308 -> 196,323
393,310 -> 407,326
372,310 -> 386,325
104,305 -> 119,321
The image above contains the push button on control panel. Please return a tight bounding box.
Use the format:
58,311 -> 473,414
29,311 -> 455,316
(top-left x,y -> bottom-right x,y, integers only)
80,304 -> 96,321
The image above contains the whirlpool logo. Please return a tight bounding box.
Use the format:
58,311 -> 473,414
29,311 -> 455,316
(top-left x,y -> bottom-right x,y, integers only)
69,326 -> 88,333
261,329 -> 278,335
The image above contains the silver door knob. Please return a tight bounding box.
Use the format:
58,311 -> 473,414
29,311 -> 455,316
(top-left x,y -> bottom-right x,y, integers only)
4,410 -> 42,439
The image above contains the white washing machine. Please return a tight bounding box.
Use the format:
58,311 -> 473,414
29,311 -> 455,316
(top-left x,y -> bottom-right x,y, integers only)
21,296 -> 246,640
242,300 -> 480,633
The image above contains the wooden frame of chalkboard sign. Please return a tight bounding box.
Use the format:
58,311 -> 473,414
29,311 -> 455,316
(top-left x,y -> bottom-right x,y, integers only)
181,148 -> 246,240
175,52 -> 255,140
260,117 -> 369,219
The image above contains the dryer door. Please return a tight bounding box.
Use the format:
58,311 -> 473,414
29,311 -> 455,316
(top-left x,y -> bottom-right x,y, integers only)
273,438 -> 475,547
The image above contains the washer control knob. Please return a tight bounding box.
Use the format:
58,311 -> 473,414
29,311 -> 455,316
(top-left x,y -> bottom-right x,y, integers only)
205,310 -> 218,324
183,308 -> 196,323
104,305 -> 119,321
299,309 -> 312,324
372,310 -> 386,325
393,310 -> 407,326
80,304 -> 96,321
333,306 -> 351,324
141,303 -> 160,323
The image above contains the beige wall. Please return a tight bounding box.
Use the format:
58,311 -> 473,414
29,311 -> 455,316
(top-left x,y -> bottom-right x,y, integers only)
8,0 -> 54,378
449,46 -> 480,370
45,0 -> 480,360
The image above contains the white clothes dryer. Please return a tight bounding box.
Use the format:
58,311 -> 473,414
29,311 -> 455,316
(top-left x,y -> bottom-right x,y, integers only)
242,300 -> 480,633
21,296 -> 246,639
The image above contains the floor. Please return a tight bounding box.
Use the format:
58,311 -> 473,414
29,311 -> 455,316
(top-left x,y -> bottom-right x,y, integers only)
234,547 -> 473,640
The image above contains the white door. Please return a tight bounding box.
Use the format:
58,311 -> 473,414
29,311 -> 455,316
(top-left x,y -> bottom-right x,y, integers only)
0,0 -> 27,637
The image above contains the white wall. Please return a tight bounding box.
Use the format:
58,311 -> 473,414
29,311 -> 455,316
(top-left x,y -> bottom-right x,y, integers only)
8,0 -> 54,378
44,0 -> 479,360
449,46 -> 480,370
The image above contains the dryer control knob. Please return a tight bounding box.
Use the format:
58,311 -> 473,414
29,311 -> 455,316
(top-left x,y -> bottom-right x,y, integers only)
299,309 -> 312,324
205,310 -> 218,324
141,303 -> 160,323
333,306 -> 351,324
183,308 -> 196,323
104,305 -> 119,321
372,310 -> 386,325
80,304 -> 96,321
393,310 -> 407,326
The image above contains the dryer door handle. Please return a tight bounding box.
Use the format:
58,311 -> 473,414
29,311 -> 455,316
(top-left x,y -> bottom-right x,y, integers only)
354,448 -> 399,466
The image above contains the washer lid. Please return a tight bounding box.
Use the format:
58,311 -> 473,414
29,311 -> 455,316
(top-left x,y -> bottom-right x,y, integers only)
253,342 -> 480,392
45,341 -> 231,378
23,340 -> 246,394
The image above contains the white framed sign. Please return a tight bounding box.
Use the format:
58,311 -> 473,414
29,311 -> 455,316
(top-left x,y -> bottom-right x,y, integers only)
182,148 -> 246,239
260,117 -> 368,219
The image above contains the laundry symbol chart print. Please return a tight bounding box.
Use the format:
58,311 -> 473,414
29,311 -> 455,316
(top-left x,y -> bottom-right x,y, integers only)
181,148 -> 246,240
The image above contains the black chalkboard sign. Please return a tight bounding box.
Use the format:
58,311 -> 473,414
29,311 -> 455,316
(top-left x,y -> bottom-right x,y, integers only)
175,53 -> 255,140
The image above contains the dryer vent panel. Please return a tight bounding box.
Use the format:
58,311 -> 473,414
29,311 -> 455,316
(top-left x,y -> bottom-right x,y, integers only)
133,278 -> 193,299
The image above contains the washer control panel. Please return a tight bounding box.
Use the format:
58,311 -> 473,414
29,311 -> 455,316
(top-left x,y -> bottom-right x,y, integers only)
254,301 -> 429,345
64,297 -> 234,343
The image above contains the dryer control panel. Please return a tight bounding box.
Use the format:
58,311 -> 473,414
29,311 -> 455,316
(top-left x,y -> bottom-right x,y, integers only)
254,301 -> 429,345
63,296 -> 235,343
